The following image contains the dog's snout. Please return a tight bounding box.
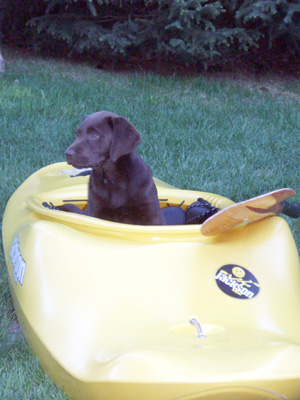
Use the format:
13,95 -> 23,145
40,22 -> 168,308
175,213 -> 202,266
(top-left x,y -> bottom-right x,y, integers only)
65,148 -> 75,163
65,148 -> 74,157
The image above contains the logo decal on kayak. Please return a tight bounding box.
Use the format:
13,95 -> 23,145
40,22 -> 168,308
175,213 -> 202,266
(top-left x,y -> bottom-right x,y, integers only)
10,236 -> 26,286
215,264 -> 260,299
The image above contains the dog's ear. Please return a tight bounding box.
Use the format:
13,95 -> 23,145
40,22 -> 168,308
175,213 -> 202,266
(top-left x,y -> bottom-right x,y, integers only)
109,116 -> 142,162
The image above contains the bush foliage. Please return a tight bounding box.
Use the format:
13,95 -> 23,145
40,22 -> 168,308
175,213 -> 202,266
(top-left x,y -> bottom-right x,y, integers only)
2,0 -> 300,69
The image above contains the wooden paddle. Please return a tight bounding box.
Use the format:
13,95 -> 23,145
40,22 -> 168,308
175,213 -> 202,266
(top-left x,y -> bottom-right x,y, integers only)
201,188 -> 296,237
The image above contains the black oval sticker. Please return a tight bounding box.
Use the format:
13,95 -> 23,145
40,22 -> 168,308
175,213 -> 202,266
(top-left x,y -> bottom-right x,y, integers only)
215,264 -> 260,299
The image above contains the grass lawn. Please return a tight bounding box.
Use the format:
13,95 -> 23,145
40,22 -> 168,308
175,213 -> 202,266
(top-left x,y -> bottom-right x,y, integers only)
1,47 -> 300,399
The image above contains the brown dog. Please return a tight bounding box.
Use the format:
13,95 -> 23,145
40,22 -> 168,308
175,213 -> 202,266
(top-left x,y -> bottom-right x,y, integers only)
58,111 -> 165,225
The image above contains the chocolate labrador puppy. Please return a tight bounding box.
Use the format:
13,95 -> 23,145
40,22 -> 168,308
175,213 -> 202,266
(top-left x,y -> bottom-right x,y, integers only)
58,111 -> 165,225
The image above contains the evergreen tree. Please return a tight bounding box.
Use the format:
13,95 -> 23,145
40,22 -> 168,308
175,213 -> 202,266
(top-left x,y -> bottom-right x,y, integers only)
236,0 -> 300,55
2,0 -> 300,69
26,0 -> 260,67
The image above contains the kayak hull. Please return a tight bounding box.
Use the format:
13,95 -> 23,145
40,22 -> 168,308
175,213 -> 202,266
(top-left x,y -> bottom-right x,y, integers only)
3,163 -> 300,400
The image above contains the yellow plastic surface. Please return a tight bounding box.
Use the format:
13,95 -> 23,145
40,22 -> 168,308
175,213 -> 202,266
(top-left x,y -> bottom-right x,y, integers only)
3,162 -> 300,400
201,188 -> 296,236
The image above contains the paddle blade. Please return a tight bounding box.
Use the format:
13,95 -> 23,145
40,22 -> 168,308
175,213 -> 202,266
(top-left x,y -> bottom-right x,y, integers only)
201,188 -> 296,237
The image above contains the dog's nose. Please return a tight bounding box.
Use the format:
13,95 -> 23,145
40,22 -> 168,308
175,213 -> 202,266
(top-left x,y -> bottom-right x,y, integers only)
65,148 -> 75,162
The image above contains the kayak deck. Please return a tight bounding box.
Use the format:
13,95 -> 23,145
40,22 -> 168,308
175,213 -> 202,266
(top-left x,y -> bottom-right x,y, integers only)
3,163 -> 300,400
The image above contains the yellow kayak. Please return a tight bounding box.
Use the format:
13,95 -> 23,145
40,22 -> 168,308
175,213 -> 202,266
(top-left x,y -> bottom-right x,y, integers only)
3,162 -> 300,400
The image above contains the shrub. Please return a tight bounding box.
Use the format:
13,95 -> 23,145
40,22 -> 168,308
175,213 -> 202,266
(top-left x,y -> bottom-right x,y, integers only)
2,0 -> 300,70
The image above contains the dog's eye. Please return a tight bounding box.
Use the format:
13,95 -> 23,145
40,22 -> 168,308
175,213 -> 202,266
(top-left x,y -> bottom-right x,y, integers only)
87,129 -> 99,139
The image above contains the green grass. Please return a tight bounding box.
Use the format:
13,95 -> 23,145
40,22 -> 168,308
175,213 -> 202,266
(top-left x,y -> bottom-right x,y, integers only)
1,48 -> 300,399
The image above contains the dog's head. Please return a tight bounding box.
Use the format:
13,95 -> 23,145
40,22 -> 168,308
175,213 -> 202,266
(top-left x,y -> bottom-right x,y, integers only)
65,111 -> 142,169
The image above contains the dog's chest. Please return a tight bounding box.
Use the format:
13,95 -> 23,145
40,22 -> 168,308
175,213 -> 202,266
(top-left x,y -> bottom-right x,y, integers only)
89,173 -> 129,208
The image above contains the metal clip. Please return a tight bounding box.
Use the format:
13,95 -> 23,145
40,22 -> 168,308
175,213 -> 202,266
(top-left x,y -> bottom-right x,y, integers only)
190,318 -> 205,338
